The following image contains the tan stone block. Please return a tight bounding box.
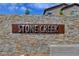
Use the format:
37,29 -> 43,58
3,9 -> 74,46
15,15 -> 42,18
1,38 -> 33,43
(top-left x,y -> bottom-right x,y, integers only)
74,20 -> 79,29
0,52 -> 8,56
16,42 -> 22,52
0,52 -> 15,56
24,52 -> 30,56
35,51 -> 49,56
0,20 -> 3,24
56,34 -> 65,39
72,36 -> 79,43
40,40 -> 48,45
15,51 -> 24,56
28,39 -> 39,47
30,51 -> 37,56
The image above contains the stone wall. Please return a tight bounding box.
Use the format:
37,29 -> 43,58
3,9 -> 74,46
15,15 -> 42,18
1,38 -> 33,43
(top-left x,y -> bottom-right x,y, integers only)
0,15 -> 79,56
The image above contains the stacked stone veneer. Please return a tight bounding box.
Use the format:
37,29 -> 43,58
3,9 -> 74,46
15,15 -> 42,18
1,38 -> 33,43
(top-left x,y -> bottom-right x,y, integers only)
0,15 -> 79,56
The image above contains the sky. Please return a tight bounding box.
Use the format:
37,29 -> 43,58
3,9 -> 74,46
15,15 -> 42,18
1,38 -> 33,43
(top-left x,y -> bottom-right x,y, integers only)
0,3 -> 60,15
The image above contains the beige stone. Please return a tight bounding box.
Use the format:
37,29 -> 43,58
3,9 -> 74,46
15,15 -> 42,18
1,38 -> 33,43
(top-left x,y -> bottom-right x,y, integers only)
28,39 -> 39,47
74,20 -> 79,29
